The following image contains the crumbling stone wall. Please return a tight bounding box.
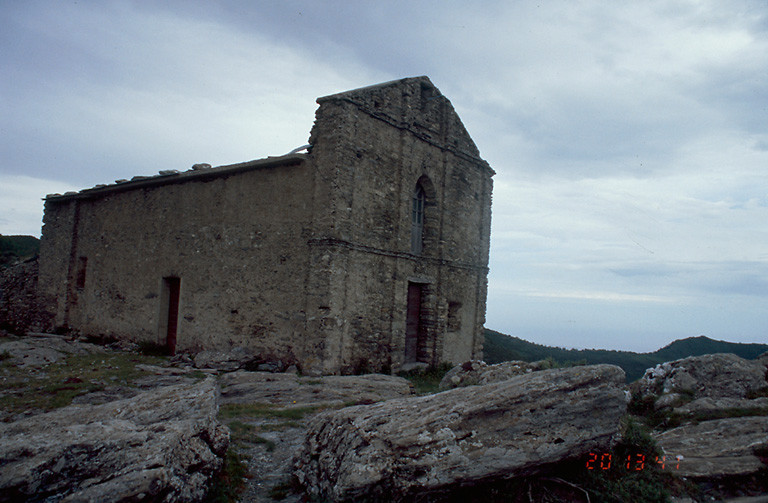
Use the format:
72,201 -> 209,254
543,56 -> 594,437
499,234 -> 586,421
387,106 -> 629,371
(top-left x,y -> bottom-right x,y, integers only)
0,258 -> 52,334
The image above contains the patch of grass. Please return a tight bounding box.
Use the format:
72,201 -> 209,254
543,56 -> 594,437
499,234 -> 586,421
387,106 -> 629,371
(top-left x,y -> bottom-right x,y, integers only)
188,370 -> 208,380
224,420 -> 277,451
268,480 -> 295,500
258,420 -> 302,431
219,402 -> 322,420
0,352 -> 167,415
398,362 -> 454,395
297,379 -> 323,386
226,420 -> 256,442
205,448 -> 249,503
253,435 -> 276,451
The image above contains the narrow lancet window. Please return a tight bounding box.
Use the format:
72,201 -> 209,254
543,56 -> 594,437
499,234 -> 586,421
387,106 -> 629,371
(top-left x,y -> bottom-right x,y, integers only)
411,184 -> 426,254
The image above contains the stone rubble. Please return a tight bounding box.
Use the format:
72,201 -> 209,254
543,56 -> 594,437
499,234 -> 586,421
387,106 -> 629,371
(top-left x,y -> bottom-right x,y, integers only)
635,353 -> 768,412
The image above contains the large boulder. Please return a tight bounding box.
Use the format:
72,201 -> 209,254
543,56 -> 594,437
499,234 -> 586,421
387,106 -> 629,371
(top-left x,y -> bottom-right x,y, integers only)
0,377 -> 228,502
193,346 -> 256,371
438,359 -> 554,390
653,416 -> 768,478
218,371 -> 414,407
636,353 -> 768,410
0,334 -> 107,368
294,364 -> 627,502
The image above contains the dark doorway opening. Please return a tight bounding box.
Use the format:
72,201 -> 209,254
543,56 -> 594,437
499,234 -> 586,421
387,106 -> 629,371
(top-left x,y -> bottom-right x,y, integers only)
161,277 -> 181,355
405,282 -> 426,363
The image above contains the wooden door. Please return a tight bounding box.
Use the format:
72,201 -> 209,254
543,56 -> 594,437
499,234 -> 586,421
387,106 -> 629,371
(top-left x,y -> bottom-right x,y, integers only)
164,277 -> 180,355
405,283 -> 422,363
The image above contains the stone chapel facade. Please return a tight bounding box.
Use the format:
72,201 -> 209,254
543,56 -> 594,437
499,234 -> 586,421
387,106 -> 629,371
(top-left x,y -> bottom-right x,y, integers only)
38,76 -> 494,374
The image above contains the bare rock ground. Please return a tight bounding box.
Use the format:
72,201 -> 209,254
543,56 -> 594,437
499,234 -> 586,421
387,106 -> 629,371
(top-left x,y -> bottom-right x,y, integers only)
0,332 -> 108,368
215,371 -> 416,502
0,377 -> 228,502
3,335 -> 768,502
295,364 -> 628,502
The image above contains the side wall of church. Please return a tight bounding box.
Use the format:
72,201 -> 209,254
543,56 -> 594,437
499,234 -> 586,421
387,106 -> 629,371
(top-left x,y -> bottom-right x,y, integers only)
38,161 -> 318,365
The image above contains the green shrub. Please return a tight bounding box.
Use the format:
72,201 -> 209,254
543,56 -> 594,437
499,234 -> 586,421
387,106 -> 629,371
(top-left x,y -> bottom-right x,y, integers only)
204,448 -> 248,503
268,480 -> 297,501
397,362 -> 454,394
577,417 -> 673,503
219,402 -> 321,420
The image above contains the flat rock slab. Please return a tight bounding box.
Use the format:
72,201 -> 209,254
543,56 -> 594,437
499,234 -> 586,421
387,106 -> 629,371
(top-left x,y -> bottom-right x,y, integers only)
218,371 -> 414,407
674,397 -> 768,416
654,416 -> 768,478
0,335 -> 107,368
0,377 -> 228,502
439,360 -> 552,390
294,364 -> 627,502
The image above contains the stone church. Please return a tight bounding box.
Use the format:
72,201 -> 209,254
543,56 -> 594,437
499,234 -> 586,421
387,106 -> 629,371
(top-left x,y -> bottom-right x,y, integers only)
38,76 -> 494,375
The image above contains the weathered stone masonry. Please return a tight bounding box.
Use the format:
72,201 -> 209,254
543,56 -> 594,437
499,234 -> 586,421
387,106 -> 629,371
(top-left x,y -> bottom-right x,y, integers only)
38,76 -> 494,374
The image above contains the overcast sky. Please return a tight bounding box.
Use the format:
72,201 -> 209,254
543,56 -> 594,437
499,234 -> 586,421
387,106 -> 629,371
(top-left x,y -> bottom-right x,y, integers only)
2,1 -> 767,352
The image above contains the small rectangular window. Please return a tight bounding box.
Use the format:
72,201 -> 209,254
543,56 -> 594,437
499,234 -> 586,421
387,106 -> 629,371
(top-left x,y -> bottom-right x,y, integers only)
75,256 -> 87,290
411,185 -> 425,254
447,301 -> 462,332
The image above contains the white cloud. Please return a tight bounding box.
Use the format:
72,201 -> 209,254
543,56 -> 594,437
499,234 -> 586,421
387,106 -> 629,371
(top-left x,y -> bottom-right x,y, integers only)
1,2 -> 386,186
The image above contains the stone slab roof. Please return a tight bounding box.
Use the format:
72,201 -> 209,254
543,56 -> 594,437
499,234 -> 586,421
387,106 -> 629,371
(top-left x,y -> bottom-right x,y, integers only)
44,153 -> 308,203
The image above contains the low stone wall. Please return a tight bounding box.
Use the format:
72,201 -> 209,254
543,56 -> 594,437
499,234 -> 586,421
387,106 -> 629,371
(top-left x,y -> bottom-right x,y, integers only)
0,258 -> 51,335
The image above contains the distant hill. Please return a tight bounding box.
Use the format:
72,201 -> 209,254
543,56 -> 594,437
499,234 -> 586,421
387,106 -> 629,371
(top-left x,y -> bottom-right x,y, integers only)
483,329 -> 768,382
0,235 -> 40,268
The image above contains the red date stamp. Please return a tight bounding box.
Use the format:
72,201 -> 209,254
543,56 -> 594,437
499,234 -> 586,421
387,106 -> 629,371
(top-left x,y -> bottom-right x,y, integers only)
586,453 -> 682,471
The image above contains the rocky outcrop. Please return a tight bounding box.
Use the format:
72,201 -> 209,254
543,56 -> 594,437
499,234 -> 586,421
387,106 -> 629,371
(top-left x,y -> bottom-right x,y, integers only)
294,364 -> 627,502
0,333 -> 107,368
218,370 -> 414,407
438,359 -> 554,390
0,377 -> 228,502
654,416 -> 768,477
635,353 -> 768,411
193,347 -> 257,371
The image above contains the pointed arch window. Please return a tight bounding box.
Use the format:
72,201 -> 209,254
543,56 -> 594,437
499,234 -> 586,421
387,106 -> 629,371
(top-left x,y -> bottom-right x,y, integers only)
411,184 -> 426,254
